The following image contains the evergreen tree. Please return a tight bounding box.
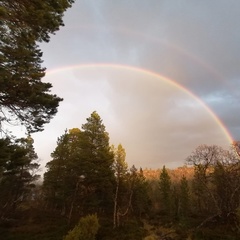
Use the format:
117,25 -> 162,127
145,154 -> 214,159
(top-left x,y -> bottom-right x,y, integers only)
0,0 -> 74,133
179,175 -> 190,221
186,144 -> 240,225
43,129 -> 84,215
159,165 -> 172,215
131,167 -> 150,219
114,164 -> 150,225
44,112 -> 115,216
186,145 -> 224,215
0,136 -> 40,217
81,111 -> 115,213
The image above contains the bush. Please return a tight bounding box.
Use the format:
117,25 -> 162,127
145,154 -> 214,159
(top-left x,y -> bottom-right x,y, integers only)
63,214 -> 100,240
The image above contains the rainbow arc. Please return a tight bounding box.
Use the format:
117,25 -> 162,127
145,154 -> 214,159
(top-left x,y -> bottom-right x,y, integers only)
46,63 -> 233,144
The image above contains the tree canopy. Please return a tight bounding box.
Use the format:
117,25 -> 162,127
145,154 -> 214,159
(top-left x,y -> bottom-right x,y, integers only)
0,0 -> 74,133
43,112 -> 115,217
0,136 -> 40,217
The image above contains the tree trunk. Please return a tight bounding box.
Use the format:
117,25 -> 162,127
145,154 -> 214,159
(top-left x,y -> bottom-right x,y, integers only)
68,179 -> 80,224
113,179 -> 119,228
117,189 -> 133,227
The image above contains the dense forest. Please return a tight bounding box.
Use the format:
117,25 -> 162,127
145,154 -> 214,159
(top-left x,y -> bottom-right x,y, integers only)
1,111 -> 240,239
1,0 -> 240,239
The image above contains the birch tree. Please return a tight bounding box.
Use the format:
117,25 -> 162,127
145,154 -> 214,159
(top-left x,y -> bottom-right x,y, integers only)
112,144 -> 128,228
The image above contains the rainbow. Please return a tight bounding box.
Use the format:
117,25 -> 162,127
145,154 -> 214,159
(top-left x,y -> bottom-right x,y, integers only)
46,63 -> 233,143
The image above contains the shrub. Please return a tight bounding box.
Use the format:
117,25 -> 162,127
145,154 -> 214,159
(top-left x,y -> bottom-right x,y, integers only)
63,214 -> 100,240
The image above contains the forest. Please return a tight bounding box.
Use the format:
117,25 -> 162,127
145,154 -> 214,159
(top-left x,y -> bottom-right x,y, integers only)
1,1 -> 240,239
0,110 -> 240,239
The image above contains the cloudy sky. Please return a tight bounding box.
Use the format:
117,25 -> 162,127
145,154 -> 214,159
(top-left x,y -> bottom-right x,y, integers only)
18,0 -> 240,171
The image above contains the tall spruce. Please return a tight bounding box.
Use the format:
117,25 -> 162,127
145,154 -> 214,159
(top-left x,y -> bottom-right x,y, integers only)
81,111 -> 115,213
179,175 -> 190,220
131,167 -> 150,219
159,165 -> 172,215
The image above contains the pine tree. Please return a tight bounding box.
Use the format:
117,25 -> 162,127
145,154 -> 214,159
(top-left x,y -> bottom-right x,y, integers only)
159,165 -> 172,215
131,167 -> 150,219
81,111 -> 115,213
0,0 -> 74,133
44,112 -> 115,216
0,136 -> 40,217
43,129 -> 83,215
179,175 -> 190,221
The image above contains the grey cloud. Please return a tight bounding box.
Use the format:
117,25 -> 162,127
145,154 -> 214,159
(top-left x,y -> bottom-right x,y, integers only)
31,0 -> 240,171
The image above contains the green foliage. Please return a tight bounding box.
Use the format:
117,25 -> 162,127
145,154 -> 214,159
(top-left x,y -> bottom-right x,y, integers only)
2,138 -> 240,240
0,210 -> 69,240
112,143 -> 150,227
43,112 -> 115,217
131,168 -> 150,218
0,0 -> 75,133
0,136 -> 40,217
63,214 -> 99,240
159,166 -> 172,215
186,144 -> 240,231
113,144 -> 128,228
81,111 -> 115,202
179,175 -> 190,219
113,144 -> 128,180
43,129 -> 83,212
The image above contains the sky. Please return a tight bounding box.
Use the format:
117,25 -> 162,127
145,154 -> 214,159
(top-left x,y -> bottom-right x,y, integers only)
15,0 -> 240,172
